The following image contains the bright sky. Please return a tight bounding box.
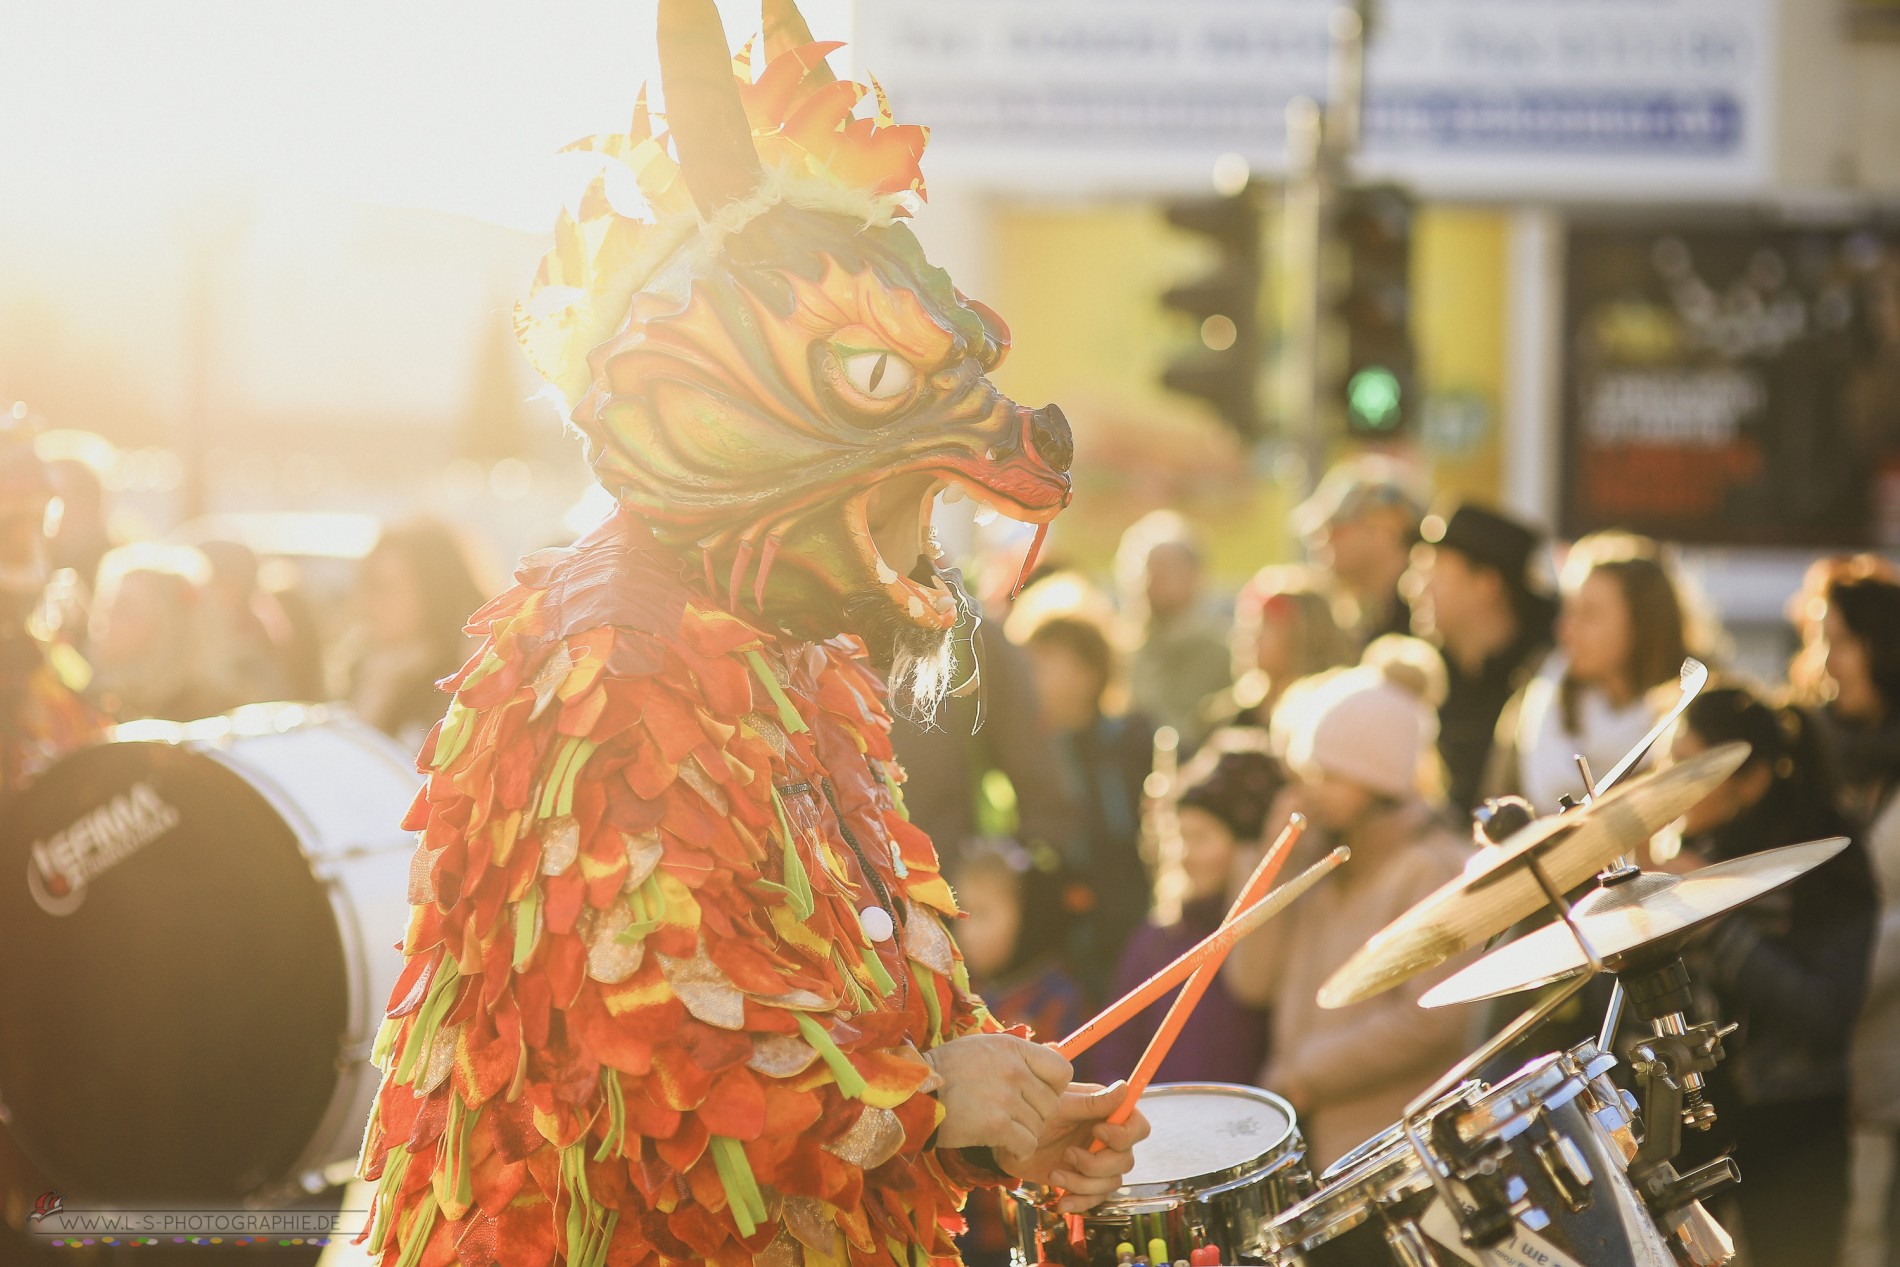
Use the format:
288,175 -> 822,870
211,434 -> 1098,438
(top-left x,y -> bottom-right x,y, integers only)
0,0 -> 852,234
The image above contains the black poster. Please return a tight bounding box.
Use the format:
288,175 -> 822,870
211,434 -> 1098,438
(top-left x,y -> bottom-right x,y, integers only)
1561,218 -> 1900,547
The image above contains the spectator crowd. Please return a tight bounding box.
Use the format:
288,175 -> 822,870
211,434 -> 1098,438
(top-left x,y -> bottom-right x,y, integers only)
2,424 -> 1899,1267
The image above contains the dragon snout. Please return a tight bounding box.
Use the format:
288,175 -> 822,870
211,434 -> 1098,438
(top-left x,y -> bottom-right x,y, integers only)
1029,404 -> 1073,474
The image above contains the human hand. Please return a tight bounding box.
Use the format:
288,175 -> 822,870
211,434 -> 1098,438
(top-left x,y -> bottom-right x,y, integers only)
922,1033 -> 1072,1158
996,1080 -> 1152,1213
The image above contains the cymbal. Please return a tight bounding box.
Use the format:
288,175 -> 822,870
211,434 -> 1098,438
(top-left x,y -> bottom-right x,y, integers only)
1315,741 -> 1750,1010
1418,837 -> 1849,1008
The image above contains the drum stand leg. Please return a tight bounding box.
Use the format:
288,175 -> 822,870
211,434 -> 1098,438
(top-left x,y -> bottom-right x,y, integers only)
1399,856 -> 1607,1253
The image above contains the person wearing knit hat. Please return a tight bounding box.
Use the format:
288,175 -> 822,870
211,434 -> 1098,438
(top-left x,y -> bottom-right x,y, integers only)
1091,733 -> 1281,1090
1225,643 -> 1478,1166
1409,501 -> 1558,815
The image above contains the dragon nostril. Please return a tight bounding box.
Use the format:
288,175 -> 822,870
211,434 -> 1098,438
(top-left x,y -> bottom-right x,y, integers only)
1030,404 -> 1074,474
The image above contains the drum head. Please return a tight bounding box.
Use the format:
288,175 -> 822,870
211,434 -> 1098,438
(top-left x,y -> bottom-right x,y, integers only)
1122,1083 -> 1296,1193
0,740 -> 349,1202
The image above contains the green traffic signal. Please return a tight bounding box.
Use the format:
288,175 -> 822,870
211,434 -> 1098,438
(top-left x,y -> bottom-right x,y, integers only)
1347,366 -> 1402,430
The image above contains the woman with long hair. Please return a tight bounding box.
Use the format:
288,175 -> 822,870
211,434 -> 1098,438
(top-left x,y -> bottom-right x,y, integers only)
1663,685 -> 1877,1267
339,519 -> 492,749
1490,532 -> 1691,812
1811,566 -> 1900,1267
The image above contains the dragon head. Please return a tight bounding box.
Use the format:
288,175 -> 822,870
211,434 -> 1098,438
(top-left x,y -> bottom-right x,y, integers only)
516,0 -> 1071,706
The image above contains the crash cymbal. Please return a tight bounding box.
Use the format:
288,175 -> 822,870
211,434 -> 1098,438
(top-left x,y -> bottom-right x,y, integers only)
1315,741 -> 1750,1010
1418,837 -> 1849,1008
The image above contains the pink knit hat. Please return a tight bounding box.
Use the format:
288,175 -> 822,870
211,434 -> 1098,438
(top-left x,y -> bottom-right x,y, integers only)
1282,655 -> 1439,799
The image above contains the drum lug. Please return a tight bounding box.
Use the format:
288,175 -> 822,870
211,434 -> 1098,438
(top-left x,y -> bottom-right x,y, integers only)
1382,1219 -> 1435,1267
1531,1113 -> 1594,1213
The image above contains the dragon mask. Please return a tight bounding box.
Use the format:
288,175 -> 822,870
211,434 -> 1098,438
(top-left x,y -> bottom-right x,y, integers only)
515,0 -> 1072,695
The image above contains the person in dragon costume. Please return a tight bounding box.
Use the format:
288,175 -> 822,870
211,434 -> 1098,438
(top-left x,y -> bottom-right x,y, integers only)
353,3 -> 1149,1265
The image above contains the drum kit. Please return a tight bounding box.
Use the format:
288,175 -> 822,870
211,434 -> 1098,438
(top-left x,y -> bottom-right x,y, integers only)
1005,659 -> 1850,1267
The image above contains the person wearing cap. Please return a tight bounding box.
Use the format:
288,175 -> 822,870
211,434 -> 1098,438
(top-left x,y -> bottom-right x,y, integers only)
1115,510 -> 1232,749
0,410 -> 105,796
1294,455 -> 1425,651
1221,641 -> 1477,1166
1408,503 -> 1558,817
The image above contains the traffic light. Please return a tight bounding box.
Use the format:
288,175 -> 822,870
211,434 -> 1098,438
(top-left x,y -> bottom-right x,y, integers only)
1333,184 -> 1415,437
1158,183 -> 1265,439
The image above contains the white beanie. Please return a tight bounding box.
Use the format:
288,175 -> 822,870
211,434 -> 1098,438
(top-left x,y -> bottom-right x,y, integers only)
1283,655 -> 1439,799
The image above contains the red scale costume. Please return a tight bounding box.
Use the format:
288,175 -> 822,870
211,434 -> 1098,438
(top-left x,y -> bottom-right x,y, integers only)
355,3 -> 1077,1264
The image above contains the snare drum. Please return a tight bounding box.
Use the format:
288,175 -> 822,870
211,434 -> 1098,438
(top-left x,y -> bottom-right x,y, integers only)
1004,1083 -> 1313,1266
0,706 -> 418,1204
1265,1046 -> 1673,1267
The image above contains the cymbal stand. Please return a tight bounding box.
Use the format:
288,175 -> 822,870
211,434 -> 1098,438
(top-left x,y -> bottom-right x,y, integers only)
1398,851 -> 1606,1252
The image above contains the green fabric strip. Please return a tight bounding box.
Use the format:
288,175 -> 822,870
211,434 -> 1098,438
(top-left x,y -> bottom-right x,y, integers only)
391,1191 -> 439,1267
859,945 -> 897,998
709,1136 -> 768,1236
794,1012 -> 868,1100
880,766 -> 911,823
594,1072 -> 627,1163
831,948 -> 874,1013
769,787 -> 816,919
910,961 -> 943,1045
513,886 -> 542,969
365,1146 -> 411,1256
555,738 -> 598,817
393,959 -> 461,1086
537,736 -> 584,818
745,650 -> 809,734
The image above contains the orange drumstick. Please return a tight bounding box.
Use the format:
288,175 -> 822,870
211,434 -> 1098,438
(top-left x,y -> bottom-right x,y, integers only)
1098,819 -> 1307,1131
1055,818 -> 1313,1061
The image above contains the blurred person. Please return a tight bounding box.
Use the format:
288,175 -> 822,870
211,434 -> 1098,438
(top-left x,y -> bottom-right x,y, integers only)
1223,645 -> 1476,1166
1409,503 -> 1558,816
1024,612 -> 1156,998
259,557 -> 329,702
44,455 -> 111,595
949,838 -> 1090,1063
0,417 -> 105,793
1658,684 -> 1876,1267
1294,454 -> 1425,648
1789,553 -> 1900,710
889,618 -> 1079,879
337,518 -> 489,749
945,837 -> 1092,1267
1489,532 -> 1690,813
1199,564 -> 1352,735
1811,569 -> 1900,1267
1114,510 -> 1231,747
195,539 -> 294,707
1093,734 -> 1280,1087
88,542 -> 235,722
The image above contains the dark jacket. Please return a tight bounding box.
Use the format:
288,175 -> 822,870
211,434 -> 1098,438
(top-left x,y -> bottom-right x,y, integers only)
1090,894 -> 1271,1087
1684,792 -> 1877,1107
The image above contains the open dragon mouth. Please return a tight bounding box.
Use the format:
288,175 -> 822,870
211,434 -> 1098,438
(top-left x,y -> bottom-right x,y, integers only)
859,470 -> 1055,631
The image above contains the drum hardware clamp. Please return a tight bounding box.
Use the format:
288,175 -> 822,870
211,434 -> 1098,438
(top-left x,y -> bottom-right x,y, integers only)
1526,1107 -> 1596,1214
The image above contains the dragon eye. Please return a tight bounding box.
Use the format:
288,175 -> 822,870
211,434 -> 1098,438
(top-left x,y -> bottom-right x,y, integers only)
840,350 -> 915,401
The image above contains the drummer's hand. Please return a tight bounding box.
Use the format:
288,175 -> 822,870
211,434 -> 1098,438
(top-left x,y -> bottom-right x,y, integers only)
996,1080 -> 1151,1214
923,1033 -> 1072,1157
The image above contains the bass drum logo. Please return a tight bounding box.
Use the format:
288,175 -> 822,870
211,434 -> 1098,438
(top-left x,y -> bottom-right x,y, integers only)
27,781 -> 181,916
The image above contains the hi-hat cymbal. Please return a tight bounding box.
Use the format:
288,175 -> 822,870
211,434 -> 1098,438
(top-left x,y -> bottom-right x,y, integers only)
1418,837 -> 1849,1008
1315,741 -> 1750,1010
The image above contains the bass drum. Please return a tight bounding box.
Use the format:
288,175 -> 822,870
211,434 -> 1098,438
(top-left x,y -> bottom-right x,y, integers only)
0,705 -> 418,1205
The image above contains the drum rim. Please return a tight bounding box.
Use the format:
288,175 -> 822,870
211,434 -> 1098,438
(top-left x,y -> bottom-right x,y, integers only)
1014,1082 -> 1305,1209
193,712 -> 421,1196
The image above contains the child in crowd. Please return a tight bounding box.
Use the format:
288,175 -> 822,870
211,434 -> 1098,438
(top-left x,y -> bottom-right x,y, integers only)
1092,733 -> 1280,1087
945,838 -> 1090,1267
